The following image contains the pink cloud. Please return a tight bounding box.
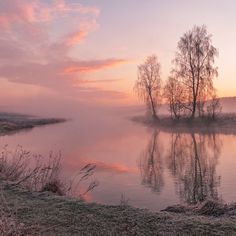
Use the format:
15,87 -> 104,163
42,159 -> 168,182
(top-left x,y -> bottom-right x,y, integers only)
63,59 -> 130,74
0,0 -> 100,30
0,1 -> 45,30
65,31 -> 88,46
0,1 -> 102,78
0,60 -> 128,87
77,79 -> 121,84
54,0 -> 100,16
0,1 -> 131,106
0,1 -> 99,47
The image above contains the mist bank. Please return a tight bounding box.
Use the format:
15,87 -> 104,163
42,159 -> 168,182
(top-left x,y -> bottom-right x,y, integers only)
132,113 -> 236,135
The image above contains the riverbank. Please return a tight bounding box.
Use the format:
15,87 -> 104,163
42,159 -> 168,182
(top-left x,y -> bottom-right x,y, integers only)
0,112 -> 66,135
1,181 -> 236,235
132,113 -> 236,134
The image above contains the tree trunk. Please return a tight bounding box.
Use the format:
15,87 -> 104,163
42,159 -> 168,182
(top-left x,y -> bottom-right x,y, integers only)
191,96 -> 197,119
149,92 -> 157,119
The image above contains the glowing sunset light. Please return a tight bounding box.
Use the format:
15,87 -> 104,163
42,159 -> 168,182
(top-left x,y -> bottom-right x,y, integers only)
0,0 -> 236,113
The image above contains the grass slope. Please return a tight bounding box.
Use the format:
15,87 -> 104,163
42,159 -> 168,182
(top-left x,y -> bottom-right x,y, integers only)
1,182 -> 236,236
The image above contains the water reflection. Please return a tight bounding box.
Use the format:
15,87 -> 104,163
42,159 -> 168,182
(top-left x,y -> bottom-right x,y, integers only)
2,110 -> 236,211
140,130 -> 222,205
139,130 -> 164,193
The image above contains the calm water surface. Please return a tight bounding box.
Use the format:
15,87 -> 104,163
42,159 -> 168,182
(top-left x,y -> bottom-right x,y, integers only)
1,109 -> 236,211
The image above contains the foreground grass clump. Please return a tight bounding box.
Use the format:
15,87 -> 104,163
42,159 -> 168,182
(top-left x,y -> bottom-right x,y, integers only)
0,146 -> 98,197
0,146 -> 99,235
163,199 -> 236,217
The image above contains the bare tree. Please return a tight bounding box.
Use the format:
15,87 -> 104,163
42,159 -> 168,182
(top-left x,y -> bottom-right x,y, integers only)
172,25 -> 218,119
207,94 -> 222,120
164,76 -> 187,119
134,55 -> 162,119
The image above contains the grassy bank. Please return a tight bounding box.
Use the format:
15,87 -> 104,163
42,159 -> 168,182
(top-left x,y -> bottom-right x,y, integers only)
0,112 -> 66,135
132,113 -> 236,134
1,181 -> 236,235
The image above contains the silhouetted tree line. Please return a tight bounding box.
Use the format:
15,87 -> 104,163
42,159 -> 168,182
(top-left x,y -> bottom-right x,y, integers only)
134,25 -> 222,120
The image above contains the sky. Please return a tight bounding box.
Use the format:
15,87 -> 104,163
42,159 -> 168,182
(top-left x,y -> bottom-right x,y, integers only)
0,0 -> 236,115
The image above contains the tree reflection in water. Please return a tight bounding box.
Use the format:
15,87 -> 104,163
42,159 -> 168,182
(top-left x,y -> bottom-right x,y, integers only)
140,130 -> 222,205
166,132 -> 222,204
139,129 -> 164,193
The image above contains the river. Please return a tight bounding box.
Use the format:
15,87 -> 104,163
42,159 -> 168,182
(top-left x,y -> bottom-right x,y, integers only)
1,108 -> 236,211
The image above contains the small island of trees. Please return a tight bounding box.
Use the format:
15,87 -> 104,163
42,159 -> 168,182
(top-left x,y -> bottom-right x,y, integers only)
134,25 -> 222,122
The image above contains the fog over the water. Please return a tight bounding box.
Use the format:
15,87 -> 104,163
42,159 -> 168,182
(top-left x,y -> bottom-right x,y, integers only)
1,95 -> 236,210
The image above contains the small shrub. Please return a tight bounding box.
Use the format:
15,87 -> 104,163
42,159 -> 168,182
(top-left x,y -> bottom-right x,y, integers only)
162,204 -> 189,213
207,96 -> 222,120
197,200 -> 226,216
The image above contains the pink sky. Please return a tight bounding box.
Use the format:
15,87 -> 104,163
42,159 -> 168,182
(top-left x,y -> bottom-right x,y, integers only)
0,0 -> 236,115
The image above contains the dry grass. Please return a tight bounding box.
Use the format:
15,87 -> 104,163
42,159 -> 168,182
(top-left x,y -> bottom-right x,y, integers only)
0,189 -> 34,236
0,214 -> 25,236
0,146 -> 64,193
1,182 -> 236,235
0,146 -> 99,235
163,199 -> 236,217
0,146 -> 98,198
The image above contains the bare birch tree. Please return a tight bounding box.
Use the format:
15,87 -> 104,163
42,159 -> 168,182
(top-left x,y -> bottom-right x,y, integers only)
207,94 -> 222,120
172,25 -> 218,119
164,76 -> 187,119
134,55 -> 162,119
